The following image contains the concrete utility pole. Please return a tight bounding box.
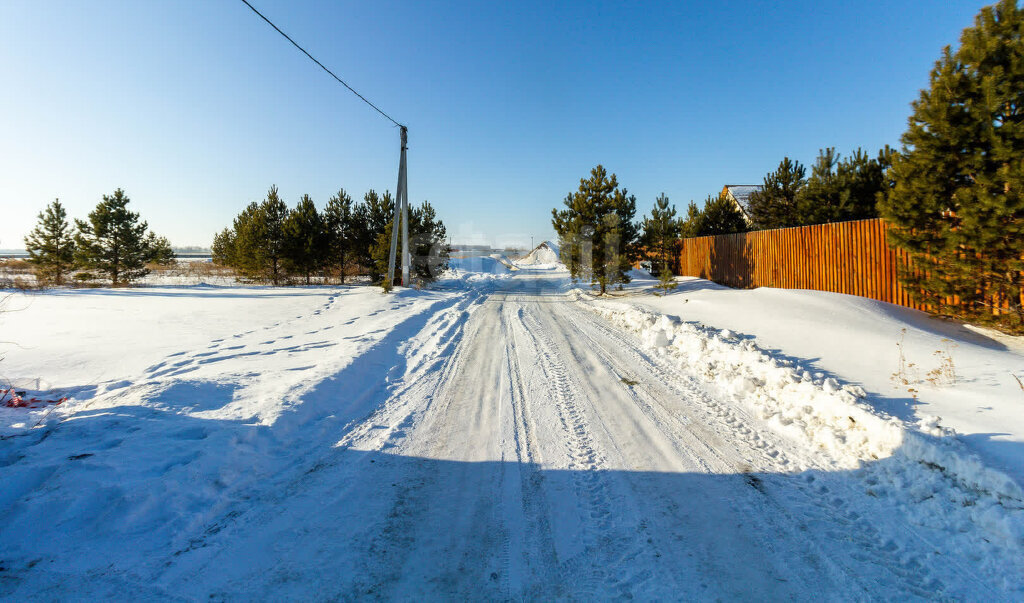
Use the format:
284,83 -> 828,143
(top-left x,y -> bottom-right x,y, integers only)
387,126 -> 409,287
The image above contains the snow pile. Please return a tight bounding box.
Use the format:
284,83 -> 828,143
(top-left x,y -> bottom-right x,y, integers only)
576,293 -> 1024,550
622,277 -> 1024,485
518,241 -> 560,266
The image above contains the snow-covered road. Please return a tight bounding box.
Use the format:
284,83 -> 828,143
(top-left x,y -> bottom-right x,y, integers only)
2,268 -> 1021,599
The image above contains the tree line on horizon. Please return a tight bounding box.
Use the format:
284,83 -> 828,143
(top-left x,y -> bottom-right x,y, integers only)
553,1 -> 1024,333
22,190 -> 174,286
211,185 -> 449,288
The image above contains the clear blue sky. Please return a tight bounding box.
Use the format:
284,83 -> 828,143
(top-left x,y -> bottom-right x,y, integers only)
1,0 -> 984,248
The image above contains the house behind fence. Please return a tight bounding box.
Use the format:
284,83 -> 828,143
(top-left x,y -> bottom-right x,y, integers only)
670,217 -> 1022,315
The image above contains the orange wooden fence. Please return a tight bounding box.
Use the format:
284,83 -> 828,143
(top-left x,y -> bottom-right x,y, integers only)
673,218 -> 929,310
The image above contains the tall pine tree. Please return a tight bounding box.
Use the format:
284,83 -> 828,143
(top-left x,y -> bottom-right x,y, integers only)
370,200 -> 450,288
256,185 -> 289,286
212,227 -> 237,267
410,200 -> 449,280
225,201 -> 264,280
880,0 -> 1024,331
640,193 -> 680,279
283,194 -> 326,285
324,188 -> 355,284
361,190 -> 394,282
799,147 -> 889,225
24,199 -> 75,285
746,157 -> 806,229
551,165 -> 639,294
74,189 -> 154,285
691,193 -> 749,236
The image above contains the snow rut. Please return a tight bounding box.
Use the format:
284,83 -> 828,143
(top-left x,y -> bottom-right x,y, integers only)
512,299 -> 657,597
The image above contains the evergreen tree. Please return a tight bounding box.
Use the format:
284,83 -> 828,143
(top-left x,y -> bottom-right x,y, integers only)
361,189 -> 394,282
551,165 -> 639,294
409,200 -> 449,280
799,147 -> 892,225
746,157 -> 806,229
640,193 -> 680,277
145,234 -> 175,265
24,199 -> 75,285
228,201 -> 264,280
74,189 -> 154,285
283,194 -> 326,285
371,200 -> 450,288
324,188 -> 355,283
797,148 -> 842,224
255,185 -> 289,285
880,0 -> 1024,331
692,193 -> 749,236
680,201 -> 702,238
836,146 -> 894,221
211,227 -> 236,266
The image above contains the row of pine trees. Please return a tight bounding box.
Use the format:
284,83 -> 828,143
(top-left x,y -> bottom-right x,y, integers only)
212,185 -> 449,287
24,190 -> 174,286
745,146 -> 894,230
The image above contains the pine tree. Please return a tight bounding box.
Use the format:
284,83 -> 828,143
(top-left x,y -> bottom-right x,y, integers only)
283,194 -> 326,285
24,199 -> 76,285
256,185 -> 289,285
746,157 -> 806,229
227,201 -> 264,280
74,189 -> 153,285
640,193 -> 680,277
409,200 -> 449,280
692,193 -> 749,236
835,146 -> 894,221
680,201 -> 702,238
551,165 -> 639,294
361,190 -> 394,282
798,148 -> 887,225
324,188 -> 355,284
211,227 -> 236,266
371,200 -> 450,288
880,0 -> 1024,331
798,148 -> 842,225
145,234 -> 175,265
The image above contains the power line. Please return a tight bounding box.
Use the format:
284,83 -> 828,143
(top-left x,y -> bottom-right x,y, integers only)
238,0 -> 404,128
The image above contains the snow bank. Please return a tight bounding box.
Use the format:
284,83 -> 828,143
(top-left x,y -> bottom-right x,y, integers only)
518,241 -> 560,266
575,292 -> 1024,552
621,277 -> 1024,488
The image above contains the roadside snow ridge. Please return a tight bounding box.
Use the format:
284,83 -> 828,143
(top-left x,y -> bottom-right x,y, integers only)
575,290 -> 1024,557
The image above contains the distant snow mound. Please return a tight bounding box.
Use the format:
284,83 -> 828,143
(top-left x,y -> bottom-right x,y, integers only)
519,241 -> 561,265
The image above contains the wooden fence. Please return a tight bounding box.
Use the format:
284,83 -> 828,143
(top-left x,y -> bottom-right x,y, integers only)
673,218 -> 929,310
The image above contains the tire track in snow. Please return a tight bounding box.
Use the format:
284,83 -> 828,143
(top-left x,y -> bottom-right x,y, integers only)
499,301 -> 559,598
568,295 -> 999,599
513,297 -> 657,597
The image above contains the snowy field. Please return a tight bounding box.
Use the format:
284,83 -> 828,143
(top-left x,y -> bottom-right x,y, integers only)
1,247 -> 1022,599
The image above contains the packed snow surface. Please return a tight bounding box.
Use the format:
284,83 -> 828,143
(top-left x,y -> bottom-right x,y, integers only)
1,264 -> 1022,599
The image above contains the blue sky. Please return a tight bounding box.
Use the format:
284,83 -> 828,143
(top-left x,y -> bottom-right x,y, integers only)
1,0 -> 983,248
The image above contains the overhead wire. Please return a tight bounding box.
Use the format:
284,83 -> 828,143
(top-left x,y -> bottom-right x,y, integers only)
238,0 -> 404,129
